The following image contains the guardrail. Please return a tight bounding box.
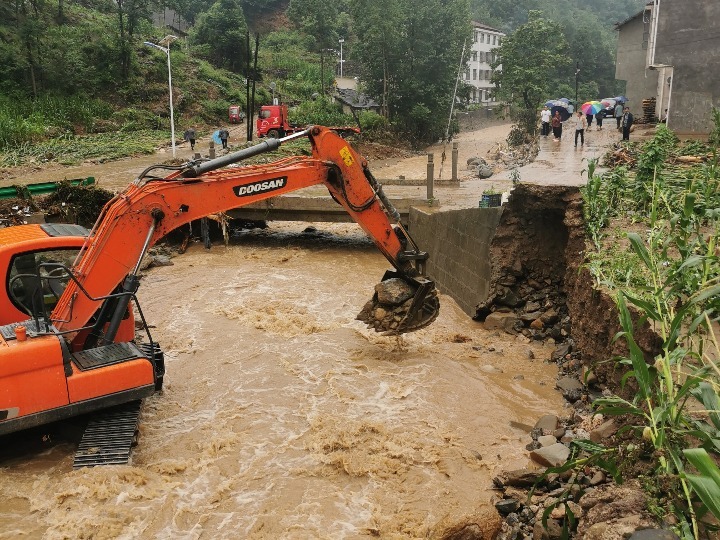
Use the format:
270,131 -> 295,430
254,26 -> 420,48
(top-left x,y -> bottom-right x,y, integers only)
0,177 -> 95,199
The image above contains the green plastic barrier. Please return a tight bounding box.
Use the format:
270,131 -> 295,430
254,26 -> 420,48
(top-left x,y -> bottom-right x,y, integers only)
0,177 -> 95,199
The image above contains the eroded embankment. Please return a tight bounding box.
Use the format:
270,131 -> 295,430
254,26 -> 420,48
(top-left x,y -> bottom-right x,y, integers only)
475,183 -> 661,386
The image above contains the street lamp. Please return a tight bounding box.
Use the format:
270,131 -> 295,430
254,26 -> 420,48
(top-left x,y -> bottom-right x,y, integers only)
338,38 -> 344,77
144,35 -> 178,157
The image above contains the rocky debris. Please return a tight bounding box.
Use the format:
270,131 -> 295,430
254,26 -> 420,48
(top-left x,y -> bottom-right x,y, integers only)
138,245 -> 178,271
466,156 -> 495,178
534,415 -> 559,434
493,340 -> 668,538
467,156 -> 489,169
356,278 -> 439,334
431,507 -> 502,540
628,530 -> 681,540
476,264 -> 571,344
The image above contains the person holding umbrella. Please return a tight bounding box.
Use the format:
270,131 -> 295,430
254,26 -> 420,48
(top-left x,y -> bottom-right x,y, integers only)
551,110 -> 563,141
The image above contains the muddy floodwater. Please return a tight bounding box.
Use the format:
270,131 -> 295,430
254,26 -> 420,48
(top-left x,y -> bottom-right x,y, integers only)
0,222 -> 563,539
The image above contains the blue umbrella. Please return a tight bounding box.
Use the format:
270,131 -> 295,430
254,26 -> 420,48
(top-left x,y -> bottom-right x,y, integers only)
545,100 -> 558,107
212,130 -> 222,144
614,96 -> 629,103
558,97 -> 570,104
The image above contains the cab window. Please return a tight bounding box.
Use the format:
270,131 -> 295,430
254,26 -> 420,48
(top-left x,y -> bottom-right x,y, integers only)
8,248 -> 80,316
259,109 -> 271,119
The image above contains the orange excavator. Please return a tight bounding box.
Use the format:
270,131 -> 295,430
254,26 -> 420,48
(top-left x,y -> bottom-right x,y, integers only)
0,126 -> 439,466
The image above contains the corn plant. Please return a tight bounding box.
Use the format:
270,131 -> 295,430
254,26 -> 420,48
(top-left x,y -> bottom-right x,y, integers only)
575,119 -> 720,538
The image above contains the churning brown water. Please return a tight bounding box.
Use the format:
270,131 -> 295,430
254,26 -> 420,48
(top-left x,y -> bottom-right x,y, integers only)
0,222 -> 562,539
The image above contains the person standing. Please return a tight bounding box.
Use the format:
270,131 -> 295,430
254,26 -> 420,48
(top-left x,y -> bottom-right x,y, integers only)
540,106 -> 551,137
551,111 -> 563,141
621,107 -> 634,141
614,102 -> 624,130
595,111 -> 604,130
585,112 -> 594,130
219,127 -> 229,149
183,128 -> 196,151
573,111 -> 587,147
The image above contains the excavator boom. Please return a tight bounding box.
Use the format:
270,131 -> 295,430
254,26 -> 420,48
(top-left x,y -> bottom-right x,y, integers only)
0,126 -> 438,456
52,126 -> 437,338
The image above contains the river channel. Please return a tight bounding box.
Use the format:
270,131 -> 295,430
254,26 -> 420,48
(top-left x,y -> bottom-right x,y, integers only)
0,221 -> 563,539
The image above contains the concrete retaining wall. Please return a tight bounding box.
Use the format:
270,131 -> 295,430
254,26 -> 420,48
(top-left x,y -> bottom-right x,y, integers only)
409,207 -> 503,316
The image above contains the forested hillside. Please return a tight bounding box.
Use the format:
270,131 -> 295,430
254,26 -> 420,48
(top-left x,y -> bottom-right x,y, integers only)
0,0 -> 646,150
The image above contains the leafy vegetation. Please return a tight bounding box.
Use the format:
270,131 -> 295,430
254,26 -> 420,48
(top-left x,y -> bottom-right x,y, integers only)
568,117 -> 720,538
0,0 -> 646,156
471,0 -> 646,100
0,130 -> 168,167
491,12 -> 570,140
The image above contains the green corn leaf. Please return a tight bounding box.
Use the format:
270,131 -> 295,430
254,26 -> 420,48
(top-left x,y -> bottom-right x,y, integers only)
595,404 -> 644,416
688,310 -> 712,334
627,232 -> 653,271
685,448 -> 720,485
691,383 -> 720,431
689,283 -> 720,306
683,193 -> 697,218
685,475 -> 720,521
570,439 -> 606,453
623,292 -> 661,321
678,255 -> 705,271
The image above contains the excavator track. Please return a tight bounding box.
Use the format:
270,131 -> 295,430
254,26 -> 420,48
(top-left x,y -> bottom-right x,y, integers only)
73,400 -> 142,469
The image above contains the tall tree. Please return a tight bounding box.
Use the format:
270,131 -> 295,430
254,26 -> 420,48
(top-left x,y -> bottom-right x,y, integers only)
192,0 -> 249,73
351,0 -> 470,143
287,0 -> 342,51
491,11 -> 570,138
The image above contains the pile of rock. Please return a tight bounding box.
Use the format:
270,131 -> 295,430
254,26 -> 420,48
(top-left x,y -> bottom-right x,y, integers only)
487,140 -> 539,171
467,156 -> 494,179
356,277 -> 438,334
492,344 -> 675,539
477,265 -> 570,342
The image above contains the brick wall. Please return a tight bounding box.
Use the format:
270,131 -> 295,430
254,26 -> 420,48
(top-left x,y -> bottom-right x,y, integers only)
409,207 -> 503,316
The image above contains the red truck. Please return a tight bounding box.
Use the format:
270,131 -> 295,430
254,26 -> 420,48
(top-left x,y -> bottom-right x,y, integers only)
256,104 -> 300,138
228,105 -> 245,124
256,104 -> 360,139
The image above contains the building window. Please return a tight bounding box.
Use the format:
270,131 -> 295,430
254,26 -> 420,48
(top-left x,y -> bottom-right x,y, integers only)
474,31 -> 478,43
472,51 -> 477,62
492,35 -> 496,45
473,69 -> 477,80
465,69 -> 470,80
480,33 -> 485,43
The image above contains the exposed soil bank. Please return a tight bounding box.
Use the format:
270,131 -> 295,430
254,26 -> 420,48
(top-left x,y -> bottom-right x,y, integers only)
477,183 -> 661,385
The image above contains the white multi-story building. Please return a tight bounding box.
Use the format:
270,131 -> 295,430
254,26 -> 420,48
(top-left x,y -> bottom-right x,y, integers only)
465,21 -> 504,105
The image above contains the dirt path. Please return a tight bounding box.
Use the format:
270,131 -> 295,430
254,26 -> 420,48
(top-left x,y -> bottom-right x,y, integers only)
0,123 -> 513,195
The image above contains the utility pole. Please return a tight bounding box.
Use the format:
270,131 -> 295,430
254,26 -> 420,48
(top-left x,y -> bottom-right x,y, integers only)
575,61 -> 580,105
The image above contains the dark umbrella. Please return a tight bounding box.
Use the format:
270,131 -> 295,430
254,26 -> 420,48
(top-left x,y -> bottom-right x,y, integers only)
551,105 -> 571,121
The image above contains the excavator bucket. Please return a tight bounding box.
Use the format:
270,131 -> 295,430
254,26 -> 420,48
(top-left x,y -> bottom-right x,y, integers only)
356,271 -> 440,335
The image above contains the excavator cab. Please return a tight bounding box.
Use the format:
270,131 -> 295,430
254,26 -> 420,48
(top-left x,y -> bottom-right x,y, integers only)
8,249 -> 78,319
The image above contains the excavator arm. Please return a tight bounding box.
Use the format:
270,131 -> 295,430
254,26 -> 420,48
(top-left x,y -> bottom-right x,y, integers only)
51,126 -> 438,340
